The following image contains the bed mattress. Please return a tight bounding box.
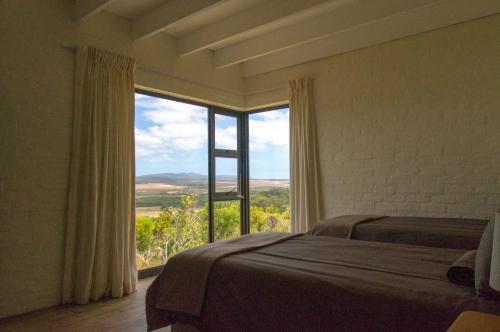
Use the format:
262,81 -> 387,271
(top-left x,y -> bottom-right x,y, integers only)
147,234 -> 499,331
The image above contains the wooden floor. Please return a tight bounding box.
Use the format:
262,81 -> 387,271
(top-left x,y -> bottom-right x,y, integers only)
0,277 -> 169,332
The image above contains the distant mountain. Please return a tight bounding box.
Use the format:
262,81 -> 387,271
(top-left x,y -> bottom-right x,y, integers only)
136,172 -> 207,185
136,172 -> 235,185
136,172 -> 289,185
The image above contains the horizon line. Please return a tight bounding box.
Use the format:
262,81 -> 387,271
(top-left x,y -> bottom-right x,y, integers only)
136,172 -> 289,181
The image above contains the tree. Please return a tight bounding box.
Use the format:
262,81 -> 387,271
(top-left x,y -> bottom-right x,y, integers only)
214,201 -> 240,240
136,195 -> 207,269
136,189 -> 290,270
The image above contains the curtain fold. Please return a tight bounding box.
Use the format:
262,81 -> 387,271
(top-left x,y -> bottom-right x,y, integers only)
63,46 -> 137,304
288,77 -> 320,233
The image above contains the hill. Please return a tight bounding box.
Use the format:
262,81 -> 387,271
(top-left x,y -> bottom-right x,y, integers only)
136,172 -> 213,188
136,172 -> 289,186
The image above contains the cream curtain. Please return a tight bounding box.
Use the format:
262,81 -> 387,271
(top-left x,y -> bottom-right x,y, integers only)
288,77 -> 320,233
63,47 -> 137,304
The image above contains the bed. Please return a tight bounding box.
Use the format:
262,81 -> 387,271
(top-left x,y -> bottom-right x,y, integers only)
146,233 -> 500,332
308,215 -> 488,249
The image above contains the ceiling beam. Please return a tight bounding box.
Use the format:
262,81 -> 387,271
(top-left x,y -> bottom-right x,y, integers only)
215,0 -> 441,68
74,0 -> 114,22
177,0 -> 337,57
242,0 -> 500,77
132,0 -> 224,41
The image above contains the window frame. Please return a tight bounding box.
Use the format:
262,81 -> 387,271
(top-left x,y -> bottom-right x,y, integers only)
135,88 -> 288,277
208,108 -> 248,242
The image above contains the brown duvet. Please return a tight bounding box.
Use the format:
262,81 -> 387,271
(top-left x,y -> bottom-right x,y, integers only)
312,216 -> 488,250
147,234 -> 500,331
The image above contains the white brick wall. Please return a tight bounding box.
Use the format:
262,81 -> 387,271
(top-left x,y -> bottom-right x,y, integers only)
315,15 -> 500,220
244,15 -> 499,219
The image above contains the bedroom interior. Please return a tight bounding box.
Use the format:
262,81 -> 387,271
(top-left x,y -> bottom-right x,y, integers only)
0,0 -> 499,331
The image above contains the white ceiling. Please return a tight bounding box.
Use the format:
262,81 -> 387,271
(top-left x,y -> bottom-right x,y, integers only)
80,0 -> 499,78
106,0 -> 166,19
106,0 -> 267,37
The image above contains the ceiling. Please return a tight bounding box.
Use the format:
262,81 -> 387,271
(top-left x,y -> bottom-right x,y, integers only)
78,0 -> 500,78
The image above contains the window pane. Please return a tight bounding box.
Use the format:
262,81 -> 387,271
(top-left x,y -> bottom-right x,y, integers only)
249,108 -> 290,233
216,157 -> 238,194
215,114 -> 237,150
135,93 -> 208,270
214,201 -> 240,241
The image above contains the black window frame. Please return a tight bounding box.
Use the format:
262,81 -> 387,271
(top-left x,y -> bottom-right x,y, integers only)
209,108 -> 248,242
135,88 -> 288,278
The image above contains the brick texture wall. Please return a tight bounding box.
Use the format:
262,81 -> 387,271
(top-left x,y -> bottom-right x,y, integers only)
314,15 -> 500,219
0,2 -> 75,318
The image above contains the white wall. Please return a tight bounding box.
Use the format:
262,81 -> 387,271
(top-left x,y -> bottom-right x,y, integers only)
0,0 -> 243,319
245,14 -> 500,219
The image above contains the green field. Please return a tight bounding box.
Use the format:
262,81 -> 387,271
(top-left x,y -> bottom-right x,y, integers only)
135,173 -> 289,216
135,173 -> 289,270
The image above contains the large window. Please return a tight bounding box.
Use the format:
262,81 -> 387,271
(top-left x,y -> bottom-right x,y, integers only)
209,110 -> 245,242
249,108 -> 290,233
135,91 -> 289,274
135,93 -> 208,271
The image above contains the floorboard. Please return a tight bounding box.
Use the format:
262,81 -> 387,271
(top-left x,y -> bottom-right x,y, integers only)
0,277 -> 169,332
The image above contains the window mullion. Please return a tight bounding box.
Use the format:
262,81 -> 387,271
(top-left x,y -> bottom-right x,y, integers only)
208,108 -> 215,243
209,109 -> 249,241
240,113 -> 250,235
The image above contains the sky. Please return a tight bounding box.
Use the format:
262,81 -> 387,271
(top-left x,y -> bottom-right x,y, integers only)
135,93 -> 289,179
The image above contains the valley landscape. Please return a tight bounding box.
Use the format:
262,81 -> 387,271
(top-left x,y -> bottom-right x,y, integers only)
135,173 -> 290,269
135,172 -> 289,217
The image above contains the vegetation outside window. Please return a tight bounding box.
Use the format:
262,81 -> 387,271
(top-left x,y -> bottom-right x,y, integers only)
249,109 -> 290,233
135,94 -> 209,271
134,91 -> 289,275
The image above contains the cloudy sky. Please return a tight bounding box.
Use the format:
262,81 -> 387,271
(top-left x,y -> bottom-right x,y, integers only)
135,93 -> 289,179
